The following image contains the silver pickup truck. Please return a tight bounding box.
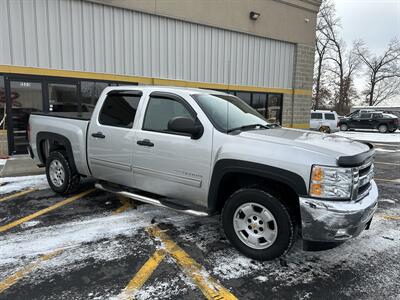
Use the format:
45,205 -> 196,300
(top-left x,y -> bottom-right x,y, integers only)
28,86 -> 378,260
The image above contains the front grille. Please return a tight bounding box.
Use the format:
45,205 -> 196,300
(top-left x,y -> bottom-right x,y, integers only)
352,159 -> 374,201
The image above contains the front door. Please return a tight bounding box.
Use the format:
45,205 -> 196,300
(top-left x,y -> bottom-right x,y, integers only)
132,92 -> 212,208
358,112 -> 373,129
6,78 -> 44,154
87,91 -> 142,187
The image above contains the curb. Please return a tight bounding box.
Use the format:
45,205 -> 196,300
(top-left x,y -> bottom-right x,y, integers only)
0,156 -> 45,178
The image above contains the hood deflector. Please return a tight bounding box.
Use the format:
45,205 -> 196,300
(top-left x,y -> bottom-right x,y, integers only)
337,143 -> 375,167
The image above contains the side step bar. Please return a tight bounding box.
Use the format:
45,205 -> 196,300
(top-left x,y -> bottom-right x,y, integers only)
95,182 -> 209,217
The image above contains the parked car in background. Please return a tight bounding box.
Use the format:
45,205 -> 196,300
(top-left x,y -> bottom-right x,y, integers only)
338,111 -> 399,133
309,110 -> 339,133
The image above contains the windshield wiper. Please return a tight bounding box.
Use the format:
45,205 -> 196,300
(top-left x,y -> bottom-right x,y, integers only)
227,123 -> 270,133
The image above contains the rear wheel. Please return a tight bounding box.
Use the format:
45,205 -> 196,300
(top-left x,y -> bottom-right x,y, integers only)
222,188 -> 295,261
46,151 -> 80,195
340,124 -> 348,131
378,124 -> 388,133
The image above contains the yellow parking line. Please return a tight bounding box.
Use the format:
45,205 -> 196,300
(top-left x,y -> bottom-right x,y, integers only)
383,215 -> 400,221
119,249 -> 166,299
0,189 -> 37,203
0,189 -> 95,233
0,249 -> 63,293
147,226 -> 238,300
113,196 -> 134,215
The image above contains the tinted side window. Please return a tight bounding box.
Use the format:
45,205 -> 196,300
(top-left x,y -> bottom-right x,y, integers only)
324,113 -> 335,120
311,113 -> 323,119
373,113 -> 383,118
143,97 -> 193,133
99,94 -> 141,128
360,113 -> 372,119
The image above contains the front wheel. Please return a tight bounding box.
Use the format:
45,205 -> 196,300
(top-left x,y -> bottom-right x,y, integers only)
340,124 -> 349,131
222,189 -> 295,261
46,151 -> 80,195
319,126 -> 331,133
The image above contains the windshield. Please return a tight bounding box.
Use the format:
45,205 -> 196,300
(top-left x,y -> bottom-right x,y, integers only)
192,93 -> 269,132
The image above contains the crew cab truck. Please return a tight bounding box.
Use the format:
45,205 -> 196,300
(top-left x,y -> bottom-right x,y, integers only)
28,86 -> 378,261
338,110 -> 399,133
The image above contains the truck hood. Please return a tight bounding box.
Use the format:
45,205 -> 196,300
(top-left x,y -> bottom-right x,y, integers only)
239,127 -> 370,158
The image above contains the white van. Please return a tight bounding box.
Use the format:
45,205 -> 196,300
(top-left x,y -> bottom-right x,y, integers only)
310,110 -> 339,133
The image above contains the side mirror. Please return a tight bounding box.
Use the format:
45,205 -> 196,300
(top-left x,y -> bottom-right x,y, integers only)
168,116 -> 203,139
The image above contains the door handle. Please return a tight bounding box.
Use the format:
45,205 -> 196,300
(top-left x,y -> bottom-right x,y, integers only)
137,139 -> 154,147
91,132 -> 105,139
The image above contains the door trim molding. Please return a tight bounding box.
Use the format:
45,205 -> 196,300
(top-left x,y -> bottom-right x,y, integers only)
133,166 -> 202,188
90,157 -> 132,172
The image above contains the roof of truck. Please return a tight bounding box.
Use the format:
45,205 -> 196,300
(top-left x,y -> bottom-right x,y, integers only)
105,85 -> 227,95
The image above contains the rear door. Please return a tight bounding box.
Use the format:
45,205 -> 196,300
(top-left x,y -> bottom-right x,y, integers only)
132,91 -> 213,207
323,112 -> 336,130
87,90 -> 143,187
310,112 -> 323,129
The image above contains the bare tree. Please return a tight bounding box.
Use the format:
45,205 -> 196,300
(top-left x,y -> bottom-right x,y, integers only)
313,0 -> 338,109
355,38 -> 400,105
321,12 -> 360,114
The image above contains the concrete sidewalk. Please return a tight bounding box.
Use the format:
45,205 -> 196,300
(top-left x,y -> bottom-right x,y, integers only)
0,155 -> 44,177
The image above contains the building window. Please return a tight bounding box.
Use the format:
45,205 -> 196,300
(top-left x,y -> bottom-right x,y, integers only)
99,93 -> 141,128
81,81 -> 108,109
252,93 -> 267,117
48,83 -> 78,112
266,94 -> 282,124
235,92 -> 251,105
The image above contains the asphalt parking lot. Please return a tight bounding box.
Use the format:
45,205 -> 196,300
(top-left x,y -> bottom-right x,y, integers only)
0,143 -> 399,300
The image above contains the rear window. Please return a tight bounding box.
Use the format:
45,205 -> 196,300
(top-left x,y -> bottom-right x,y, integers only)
324,113 -> 335,120
311,113 -> 323,120
99,94 -> 141,128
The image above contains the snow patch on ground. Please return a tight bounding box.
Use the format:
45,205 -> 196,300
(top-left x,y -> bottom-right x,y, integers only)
335,131 -> 400,143
0,159 -> 6,166
0,174 -> 48,194
20,220 -> 41,229
375,147 -> 400,152
379,199 -> 396,205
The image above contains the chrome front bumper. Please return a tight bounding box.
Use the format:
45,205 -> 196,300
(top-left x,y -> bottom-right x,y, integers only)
299,180 -> 378,242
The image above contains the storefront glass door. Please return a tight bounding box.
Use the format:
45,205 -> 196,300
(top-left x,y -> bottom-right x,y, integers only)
8,79 -> 43,154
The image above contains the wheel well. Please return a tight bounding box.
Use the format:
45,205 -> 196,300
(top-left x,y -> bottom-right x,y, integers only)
215,172 -> 301,224
39,139 -> 67,165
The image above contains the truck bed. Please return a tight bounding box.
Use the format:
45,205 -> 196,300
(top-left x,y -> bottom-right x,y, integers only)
29,112 -> 92,177
31,112 -> 92,121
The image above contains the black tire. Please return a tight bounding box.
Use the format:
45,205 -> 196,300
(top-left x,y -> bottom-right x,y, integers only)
340,124 -> 348,131
319,126 -> 331,133
46,151 -> 80,195
222,188 -> 295,261
378,124 -> 388,133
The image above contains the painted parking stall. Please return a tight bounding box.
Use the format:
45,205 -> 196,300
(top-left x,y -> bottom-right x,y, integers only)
0,143 -> 399,299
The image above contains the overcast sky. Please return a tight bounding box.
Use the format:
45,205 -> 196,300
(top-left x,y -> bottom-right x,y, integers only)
335,0 -> 399,53
334,0 -> 400,105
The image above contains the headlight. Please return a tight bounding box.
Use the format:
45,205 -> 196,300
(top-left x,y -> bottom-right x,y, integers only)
309,165 -> 354,199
